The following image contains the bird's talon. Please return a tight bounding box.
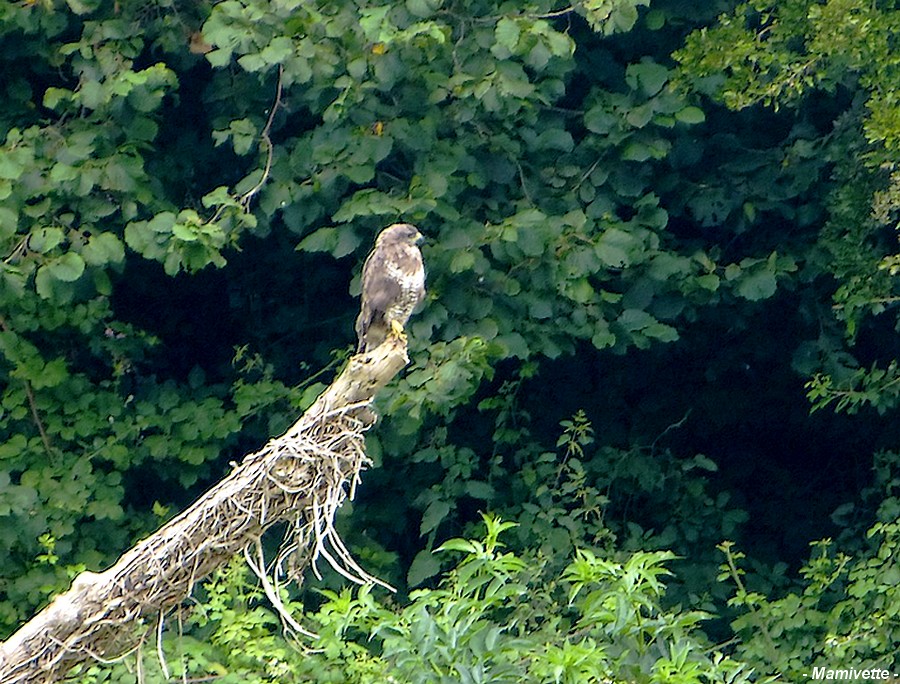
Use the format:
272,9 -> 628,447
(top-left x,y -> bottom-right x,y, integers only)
389,320 -> 408,345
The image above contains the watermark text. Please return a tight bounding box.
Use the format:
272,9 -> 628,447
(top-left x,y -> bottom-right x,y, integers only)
805,667 -> 895,681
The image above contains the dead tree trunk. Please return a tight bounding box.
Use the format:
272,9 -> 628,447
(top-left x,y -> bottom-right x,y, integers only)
0,341 -> 409,684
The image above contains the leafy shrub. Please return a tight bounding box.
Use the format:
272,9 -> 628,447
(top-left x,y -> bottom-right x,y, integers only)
66,516 -> 767,683
720,520 -> 900,679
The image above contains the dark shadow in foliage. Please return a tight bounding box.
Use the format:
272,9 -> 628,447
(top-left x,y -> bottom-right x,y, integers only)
522,292 -> 897,569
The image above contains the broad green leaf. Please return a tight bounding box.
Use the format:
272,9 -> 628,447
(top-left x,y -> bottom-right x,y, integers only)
465,480 -> 495,499
529,297 -> 553,319
47,252 -> 85,282
148,212 -> 177,233
0,153 -> 23,180
592,322 -> 616,349
644,322 -> 679,342
566,278 -> 595,303
450,250 -> 475,273
407,549 -> 442,587
421,499 -> 451,535
228,118 -> 258,155
526,41 -> 551,69
79,80 -> 106,109
359,6 -> 391,41
611,4 -> 640,32
596,228 -> 636,267
584,104 -> 617,135
334,226 -> 362,258
31,358 -> 67,389
736,270 -> 777,301
406,0 -> 439,18
65,0 -> 98,15
517,228 -> 545,257
82,233 -> 125,266
34,266 -> 53,299
260,36 -> 293,65
237,53 -> 265,72
344,163 -> 375,183
436,538 -> 478,554
127,116 -> 158,141
676,106 -> 706,124
43,87 -> 72,110
695,274 -> 721,291
206,48 -> 233,68
618,308 -> 655,331
297,227 -> 337,253
495,17 -> 520,51
49,162 -> 77,184
545,30 -> 573,58
0,207 -> 15,239
28,227 -> 64,253
622,141 -> 652,161
645,9 -> 665,30
93,269 -> 112,295
536,128 -> 574,152
347,57 -> 367,79
625,104 -> 653,129
626,62 -> 669,96
724,263 -> 742,280
172,223 -> 199,241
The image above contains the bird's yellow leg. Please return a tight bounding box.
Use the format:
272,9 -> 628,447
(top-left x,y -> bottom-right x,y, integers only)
389,319 -> 408,344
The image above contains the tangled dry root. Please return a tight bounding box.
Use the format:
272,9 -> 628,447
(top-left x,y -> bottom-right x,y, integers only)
0,341 -> 409,684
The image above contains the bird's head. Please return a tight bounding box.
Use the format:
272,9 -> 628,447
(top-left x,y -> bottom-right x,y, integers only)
378,223 -> 423,246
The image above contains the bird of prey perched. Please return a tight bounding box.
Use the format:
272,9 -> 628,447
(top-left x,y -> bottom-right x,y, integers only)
355,223 -> 426,353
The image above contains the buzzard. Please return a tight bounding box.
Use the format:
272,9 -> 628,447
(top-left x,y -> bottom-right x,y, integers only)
355,223 -> 426,353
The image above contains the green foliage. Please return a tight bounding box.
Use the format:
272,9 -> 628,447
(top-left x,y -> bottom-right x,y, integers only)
677,2 -> 900,415
718,520 -> 900,678
66,516 -> 900,683
806,362 -> 900,415
4,1 -> 900,682
577,0 -> 652,36
73,517 -> 766,684
676,1 -> 900,153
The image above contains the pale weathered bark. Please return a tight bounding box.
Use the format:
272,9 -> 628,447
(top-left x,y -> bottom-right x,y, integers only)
0,340 -> 409,684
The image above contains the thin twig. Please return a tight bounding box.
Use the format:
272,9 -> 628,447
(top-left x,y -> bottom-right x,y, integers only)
515,158 -> 533,205
206,64 -> 285,225
0,316 -> 53,456
244,541 -> 318,638
535,5 -> 574,19
24,381 -> 53,456
650,409 -> 692,454
573,156 -> 603,192
155,611 -> 169,680
2,236 -> 29,264
832,295 -> 900,310
239,65 -> 285,210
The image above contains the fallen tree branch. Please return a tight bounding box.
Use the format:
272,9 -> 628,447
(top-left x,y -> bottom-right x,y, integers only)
0,340 -> 410,684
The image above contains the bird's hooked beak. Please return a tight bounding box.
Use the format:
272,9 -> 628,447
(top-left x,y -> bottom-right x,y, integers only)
413,228 -> 425,244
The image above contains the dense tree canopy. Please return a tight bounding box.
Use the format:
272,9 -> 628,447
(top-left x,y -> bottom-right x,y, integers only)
1,0 -> 899,681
